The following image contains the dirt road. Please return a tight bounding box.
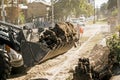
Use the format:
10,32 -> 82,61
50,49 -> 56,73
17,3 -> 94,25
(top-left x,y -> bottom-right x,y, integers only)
8,24 -> 110,80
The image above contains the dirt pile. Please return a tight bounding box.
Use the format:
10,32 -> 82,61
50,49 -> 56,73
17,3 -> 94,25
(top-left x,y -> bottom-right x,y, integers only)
73,44 -> 113,80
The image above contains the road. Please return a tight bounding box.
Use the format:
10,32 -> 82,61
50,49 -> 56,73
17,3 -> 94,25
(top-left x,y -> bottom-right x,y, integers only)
8,23 -> 110,80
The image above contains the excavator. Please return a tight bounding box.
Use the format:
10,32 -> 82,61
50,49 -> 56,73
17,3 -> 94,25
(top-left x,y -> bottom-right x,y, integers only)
0,21 -> 78,80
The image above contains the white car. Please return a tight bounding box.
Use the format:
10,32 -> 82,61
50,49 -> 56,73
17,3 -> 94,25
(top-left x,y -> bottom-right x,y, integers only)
79,20 -> 85,26
78,17 -> 86,26
70,18 -> 85,27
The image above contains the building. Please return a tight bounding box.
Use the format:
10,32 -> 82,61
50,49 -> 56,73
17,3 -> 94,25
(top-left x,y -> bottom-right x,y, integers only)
27,0 -> 50,21
0,0 -> 28,24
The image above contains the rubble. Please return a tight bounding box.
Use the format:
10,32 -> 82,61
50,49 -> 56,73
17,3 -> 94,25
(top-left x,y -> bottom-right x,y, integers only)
73,44 -> 113,80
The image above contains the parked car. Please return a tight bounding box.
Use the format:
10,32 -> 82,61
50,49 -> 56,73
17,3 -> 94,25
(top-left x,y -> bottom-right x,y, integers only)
79,17 -> 86,26
70,18 -> 86,27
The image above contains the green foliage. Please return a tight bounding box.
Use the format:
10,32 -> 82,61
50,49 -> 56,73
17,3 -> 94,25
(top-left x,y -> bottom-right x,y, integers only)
107,34 -> 120,62
111,8 -> 118,17
116,25 -> 120,31
54,0 -> 94,20
107,0 -> 117,10
85,4 -> 94,17
100,3 -> 108,16
115,25 -> 120,38
0,0 -> 28,5
19,12 -> 25,24
0,0 -> 8,5
18,0 -> 27,4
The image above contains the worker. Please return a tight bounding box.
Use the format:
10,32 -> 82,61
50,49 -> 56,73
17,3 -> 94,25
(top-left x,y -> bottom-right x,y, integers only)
76,24 -> 84,39
76,24 -> 84,45
79,26 -> 84,39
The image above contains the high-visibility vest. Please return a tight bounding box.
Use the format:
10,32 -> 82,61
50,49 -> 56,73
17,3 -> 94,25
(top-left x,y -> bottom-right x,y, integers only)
80,27 -> 84,33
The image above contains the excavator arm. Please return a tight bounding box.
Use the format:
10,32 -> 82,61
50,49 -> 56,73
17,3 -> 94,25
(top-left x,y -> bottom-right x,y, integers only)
0,21 -> 78,68
0,21 -> 48,67
0,21 -> 23,52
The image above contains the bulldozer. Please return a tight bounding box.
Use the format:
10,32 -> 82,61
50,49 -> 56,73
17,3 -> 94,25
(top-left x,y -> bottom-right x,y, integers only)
0,21 -> 78,80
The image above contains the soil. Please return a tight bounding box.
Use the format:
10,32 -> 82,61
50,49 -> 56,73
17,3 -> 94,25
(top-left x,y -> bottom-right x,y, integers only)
8,31 -> 103,80
8,24 -> 120,80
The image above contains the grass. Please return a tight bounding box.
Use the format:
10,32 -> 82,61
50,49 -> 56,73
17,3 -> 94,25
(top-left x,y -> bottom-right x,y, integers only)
86,18 -> 108,25
80,36 -> 89,42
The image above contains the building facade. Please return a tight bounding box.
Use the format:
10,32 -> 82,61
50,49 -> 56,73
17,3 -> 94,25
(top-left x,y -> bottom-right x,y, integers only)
27,0 -> 50,20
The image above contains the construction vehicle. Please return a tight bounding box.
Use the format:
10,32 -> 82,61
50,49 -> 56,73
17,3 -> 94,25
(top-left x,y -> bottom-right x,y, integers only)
0,21 -> 78,80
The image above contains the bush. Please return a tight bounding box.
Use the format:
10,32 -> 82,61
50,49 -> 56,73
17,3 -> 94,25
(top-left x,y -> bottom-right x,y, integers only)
107,34 -> 120,63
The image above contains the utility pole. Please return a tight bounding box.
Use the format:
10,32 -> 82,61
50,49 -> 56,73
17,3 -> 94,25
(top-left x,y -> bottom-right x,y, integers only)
51,0 -> 54,27
117,0 -> 120,24
1,0 -> 6,22
17,0 -> 20,25
117,0 -> 120,37
93,0 -> 95,24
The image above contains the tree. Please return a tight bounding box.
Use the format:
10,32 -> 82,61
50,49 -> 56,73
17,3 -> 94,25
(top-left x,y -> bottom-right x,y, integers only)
18,0 -> 27,4
107,0 -> 118,17
53,0 -> 94,21
108,0 -> 117,10
100,3 -> 108,17
0,0 -> 8,5
19,11 -> 25,24
0,0 -> 28,4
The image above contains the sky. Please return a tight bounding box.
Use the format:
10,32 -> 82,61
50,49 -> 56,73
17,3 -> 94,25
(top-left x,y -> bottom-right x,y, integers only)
28,0 -> 108,8
95,0 -> 108,8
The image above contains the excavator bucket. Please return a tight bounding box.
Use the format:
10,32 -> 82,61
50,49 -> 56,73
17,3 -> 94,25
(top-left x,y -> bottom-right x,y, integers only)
21,41 -> 50,67
0,21 -> 77,68
20,22 -> 77,67
21,37 -> 75,67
